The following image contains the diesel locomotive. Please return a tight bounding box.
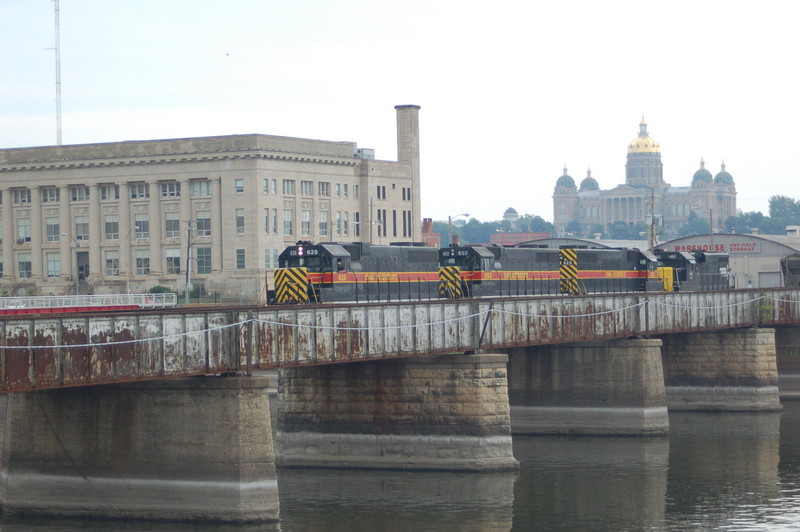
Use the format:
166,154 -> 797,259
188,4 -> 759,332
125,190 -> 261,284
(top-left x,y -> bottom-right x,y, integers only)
270,241 -> 731,304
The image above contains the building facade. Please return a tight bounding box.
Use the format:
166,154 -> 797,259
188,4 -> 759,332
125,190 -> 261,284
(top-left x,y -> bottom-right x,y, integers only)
0,105 -> 421,300
553,120 -> 737,238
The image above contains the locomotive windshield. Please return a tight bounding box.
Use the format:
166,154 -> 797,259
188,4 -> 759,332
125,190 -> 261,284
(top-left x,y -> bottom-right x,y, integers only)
279,243 -> 330,272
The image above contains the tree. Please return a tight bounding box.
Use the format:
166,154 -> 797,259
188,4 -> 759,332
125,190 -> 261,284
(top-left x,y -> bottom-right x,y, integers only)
565,220 -> 582,238
677,211 -> 711,237
768,195 -> 800,221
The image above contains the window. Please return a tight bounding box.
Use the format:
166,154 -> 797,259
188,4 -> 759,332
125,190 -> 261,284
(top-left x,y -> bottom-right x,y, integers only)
263,179 -> 277,194
46,217 -> 60,242
42,187 -> 60,203
263,209 -> 270,233
196,211 -> 211,237
18,253 -> 31,278
70,186 -> 89,202
335,211 -> 342,235
236,249 -> 245,269
282,180 -> 296,195
336,183 -> 341,197
134,214 -> 149,239
130,184 -> 149,199
319,211 -> 328,236
101,185 -> 119,200
235,179 -> 244,193
166,249 -> 181,275
13,189 -> 31,205
354,184 -> 360,199
343,212 -> 349,236
343,184 -> 349,198
271,209 -> 278,233
104,214 -> 119,240
75,216 -> 89,241
16,218 -> 31,243
135,249 -> 150,275
46,253 -> 60,277
354,212 -> 361,236
104,250 -> 120,276
318,182 -> 330,197
301,181 -> 313,196
191,180 -> 212,197
283,209 -> 294,235
196,247 -> 211,274
160,182 -> 181,197
236,209 -> 245,234
165,212 -> 180,238
301,210 -> 311,236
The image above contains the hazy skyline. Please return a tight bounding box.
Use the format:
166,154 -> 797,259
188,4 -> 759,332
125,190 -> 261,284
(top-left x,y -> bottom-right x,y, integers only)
1,1 -> 797,224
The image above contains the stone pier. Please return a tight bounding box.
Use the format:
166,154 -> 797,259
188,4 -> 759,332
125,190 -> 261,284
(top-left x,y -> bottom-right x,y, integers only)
508,339 -> 669,435
276,353 -> 519,471
660,328 -> 781,411
0,376 -> 279,522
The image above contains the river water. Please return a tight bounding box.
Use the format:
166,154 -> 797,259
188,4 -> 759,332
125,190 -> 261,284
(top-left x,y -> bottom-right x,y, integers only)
4,399 -> 800,531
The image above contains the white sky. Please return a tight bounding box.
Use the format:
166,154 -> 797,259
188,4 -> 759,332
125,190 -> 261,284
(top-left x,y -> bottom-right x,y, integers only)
1,0 -> 798,223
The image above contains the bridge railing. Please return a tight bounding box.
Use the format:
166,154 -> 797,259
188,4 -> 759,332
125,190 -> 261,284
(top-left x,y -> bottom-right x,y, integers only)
0,289 -> 796,392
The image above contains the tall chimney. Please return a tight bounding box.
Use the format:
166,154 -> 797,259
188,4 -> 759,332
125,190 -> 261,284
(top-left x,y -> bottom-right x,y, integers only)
395,105 -> 421,240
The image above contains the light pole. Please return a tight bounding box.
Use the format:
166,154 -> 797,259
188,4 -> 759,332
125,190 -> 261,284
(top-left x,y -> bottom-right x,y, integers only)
447,213 -> 469,246
125,224 -> 141,294
62,233 -> 79,295
184,220 -> 194,304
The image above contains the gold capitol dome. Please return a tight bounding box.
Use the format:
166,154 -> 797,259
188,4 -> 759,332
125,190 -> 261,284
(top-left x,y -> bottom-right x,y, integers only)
628,117 -> 660,154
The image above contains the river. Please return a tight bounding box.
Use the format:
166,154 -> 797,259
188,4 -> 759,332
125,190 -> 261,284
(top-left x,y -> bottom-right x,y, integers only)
3,398 -> 800,530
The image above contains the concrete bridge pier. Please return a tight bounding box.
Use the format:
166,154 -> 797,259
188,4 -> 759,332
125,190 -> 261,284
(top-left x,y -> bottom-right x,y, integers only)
507,339 -> 669,435
660,328 -> 781,411
276,353 -> 519,471
0,376 -> 279,523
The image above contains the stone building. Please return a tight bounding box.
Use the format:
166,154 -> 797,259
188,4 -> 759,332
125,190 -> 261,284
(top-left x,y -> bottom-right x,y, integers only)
0,105 -> 421,300
553,120 -> 737,238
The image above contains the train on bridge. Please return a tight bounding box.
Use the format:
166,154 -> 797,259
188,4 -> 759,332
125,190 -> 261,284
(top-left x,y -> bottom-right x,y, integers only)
270,241 -> 731,304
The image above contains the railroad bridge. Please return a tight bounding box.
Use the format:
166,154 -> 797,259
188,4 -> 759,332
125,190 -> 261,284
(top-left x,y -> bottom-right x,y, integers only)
1,288 -> 799,523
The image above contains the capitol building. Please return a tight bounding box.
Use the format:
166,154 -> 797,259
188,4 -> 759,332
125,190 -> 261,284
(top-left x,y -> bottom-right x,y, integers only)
552,120 -> 737,238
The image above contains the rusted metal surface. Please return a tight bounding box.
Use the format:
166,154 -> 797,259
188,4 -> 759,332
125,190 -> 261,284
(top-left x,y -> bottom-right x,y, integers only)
0,290 -> 798,393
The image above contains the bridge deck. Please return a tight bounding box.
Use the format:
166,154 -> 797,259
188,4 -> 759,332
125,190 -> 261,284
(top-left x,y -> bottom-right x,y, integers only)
0,289 -> 797,392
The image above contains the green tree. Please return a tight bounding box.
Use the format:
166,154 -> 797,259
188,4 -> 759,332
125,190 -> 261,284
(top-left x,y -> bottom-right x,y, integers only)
677,211 -> 711,237
565,220 -> 582,238
768,195 -> 800,221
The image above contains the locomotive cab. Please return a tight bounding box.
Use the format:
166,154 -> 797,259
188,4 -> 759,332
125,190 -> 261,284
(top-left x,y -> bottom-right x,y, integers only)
278,241 -> 350,273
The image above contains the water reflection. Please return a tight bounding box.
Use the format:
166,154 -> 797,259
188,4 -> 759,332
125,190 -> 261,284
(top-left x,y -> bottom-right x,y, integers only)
512,436 -> 669,531
665,411 -> 782,530
278,468 -> 517,532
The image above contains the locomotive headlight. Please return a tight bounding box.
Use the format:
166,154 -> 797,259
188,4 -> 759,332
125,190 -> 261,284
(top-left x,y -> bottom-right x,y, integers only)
297,246 -> 304,256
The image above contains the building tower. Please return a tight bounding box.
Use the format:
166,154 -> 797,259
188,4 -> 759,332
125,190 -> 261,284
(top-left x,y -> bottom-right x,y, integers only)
625,119 -> 664,187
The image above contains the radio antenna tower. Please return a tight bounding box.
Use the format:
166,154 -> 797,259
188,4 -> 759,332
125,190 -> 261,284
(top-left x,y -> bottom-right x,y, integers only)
53,0 -> 62,145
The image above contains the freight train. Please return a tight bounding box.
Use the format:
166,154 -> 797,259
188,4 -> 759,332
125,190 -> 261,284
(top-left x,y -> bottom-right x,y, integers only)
270,241 -> 731,304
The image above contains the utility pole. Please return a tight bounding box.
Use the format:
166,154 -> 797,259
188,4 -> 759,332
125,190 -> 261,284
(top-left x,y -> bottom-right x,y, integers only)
647,189 -> 658,249
184,220 -> 194,304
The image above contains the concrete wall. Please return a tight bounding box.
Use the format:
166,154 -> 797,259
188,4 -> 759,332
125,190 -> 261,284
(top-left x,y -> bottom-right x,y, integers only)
0,377 -> 279,522
660,328 -> 780,411
507,339 -> 669,435
276,353 -> 518,471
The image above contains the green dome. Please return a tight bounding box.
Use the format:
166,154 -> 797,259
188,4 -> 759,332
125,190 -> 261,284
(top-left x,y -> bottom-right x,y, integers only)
556,166 -> 575,188
714,162 -> 734,185
579,168 -> 599,191
692,159 -> 713,183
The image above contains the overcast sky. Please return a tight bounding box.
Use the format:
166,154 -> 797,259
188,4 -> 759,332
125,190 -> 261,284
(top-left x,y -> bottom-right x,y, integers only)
1,1 -> 798,224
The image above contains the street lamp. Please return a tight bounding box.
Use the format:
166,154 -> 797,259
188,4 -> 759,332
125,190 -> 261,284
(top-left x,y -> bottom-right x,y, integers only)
448,213 -> 470,246
62,233 -> 79,295
184,220 -> 194,304
125,224 -> 141,294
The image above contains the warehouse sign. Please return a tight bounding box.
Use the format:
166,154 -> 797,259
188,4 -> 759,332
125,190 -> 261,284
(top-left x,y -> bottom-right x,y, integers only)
669,241 -> 760,254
